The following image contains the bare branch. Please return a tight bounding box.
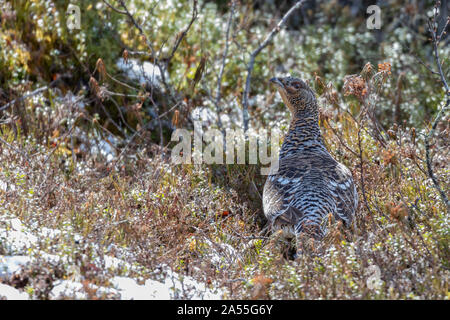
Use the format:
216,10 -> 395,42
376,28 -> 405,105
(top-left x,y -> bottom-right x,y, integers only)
327,121 -> 359,157
424,5 -> 450,212
166,0 -> 198,66
413,53 -> 440,75
0,85 -> 51,113
242,0 -> 307,132
102,0 -> 127,14
109,0 -> 197,113
357,118 -> 374,221
214,0 -> 237,130
0,136 -> 32,164
108,96 -> 137,134
114,101 -> 181,166
114,0 -> 172,94
43,112 -> 81,164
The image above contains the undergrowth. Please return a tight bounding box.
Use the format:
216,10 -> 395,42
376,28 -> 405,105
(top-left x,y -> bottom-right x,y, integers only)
0,89 -> 448,298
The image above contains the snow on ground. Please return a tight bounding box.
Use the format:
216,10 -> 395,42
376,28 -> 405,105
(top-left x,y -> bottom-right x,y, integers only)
0,179 -> 7,192
0,218 -> 38,253
0,214 -> 225,300
110,265 -> 223,300
49,280 -> 120,300
0,255 -> 32,279
110,277 -> 170,300
89,134 -> 118,163
116,58 -> 168,88
75,128 -> 119,165
0,283 -> 29,300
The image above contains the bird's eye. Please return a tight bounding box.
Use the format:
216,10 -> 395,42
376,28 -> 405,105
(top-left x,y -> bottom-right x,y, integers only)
292,82 -> 301,89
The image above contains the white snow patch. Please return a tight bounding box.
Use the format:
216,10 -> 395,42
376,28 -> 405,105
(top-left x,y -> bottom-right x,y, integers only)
160,265 -> 224,300
116,58 -> 168,88
111,269 -> 223,300
0,283 -> 29,300
0,215 -> 225,300
95,255 -> 131,272
0,218 -> 37,253
39,227 -> 62,239
0,179 -> 11,192
90,134 -> 118,163
111,276 -> 170,300
50,280 -> 119,300
0,255 -> 32,279
0,227 -> 38,253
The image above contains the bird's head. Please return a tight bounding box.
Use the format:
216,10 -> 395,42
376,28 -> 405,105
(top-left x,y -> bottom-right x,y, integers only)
269,76 -> 317,116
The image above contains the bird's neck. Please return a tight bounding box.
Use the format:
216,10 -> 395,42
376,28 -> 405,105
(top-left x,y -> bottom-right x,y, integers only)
280,110 -> 326,156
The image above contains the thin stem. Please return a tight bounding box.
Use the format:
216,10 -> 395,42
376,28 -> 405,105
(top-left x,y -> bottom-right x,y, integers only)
242,0 -> 307,132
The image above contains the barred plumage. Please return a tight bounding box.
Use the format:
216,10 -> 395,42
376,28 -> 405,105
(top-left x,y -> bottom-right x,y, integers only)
263,76 -> 358,241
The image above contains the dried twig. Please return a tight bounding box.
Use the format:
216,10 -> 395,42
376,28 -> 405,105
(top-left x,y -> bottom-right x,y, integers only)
166,0 -> 198,67
214,0 -> 237,130
114,101 -> 181,166
242,0 -> 307,132
325,118 -> 359,157
0,85 -> 52,113
356,115 -> 375,234
103,0 -> 196,133
424,6 -> 449,212
0,136 -> 32,164
413,53 -> 441,76
112,0 -> 197,100
113,0 -> 170,93
43,112 -> 82,164
102,0 -> 126,14
108,96 -> 137,134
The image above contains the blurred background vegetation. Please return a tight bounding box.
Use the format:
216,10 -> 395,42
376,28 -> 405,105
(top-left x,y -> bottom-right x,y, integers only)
1,0 -> 448,143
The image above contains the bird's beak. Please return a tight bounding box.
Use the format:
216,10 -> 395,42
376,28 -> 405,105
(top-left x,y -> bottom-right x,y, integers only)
269,77 -> 284,88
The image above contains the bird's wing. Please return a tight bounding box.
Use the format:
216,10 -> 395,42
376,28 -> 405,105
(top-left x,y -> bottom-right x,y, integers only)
263,154 -> 357,231
263,175 -> 286,222
263,157 -> 309,225
324,161 -> 358,225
